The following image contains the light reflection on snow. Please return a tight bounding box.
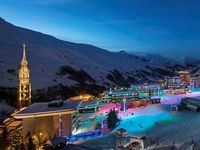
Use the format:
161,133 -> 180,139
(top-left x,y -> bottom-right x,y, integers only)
116,105 -> 180,136
70,91 -> 200,143
116,91 -> 200,136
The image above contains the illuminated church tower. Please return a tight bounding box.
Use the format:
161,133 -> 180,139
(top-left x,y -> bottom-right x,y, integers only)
17,44 -> 31,109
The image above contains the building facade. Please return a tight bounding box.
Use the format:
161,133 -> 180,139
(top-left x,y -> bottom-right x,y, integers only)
191,75 -> 200,88
131,84 -> 160,97
178,71 -> 191,87
102,84 -> 160,103
162,71 -> 192,90
164,76 -> 182,89
17,44 -> 31,109
102,88 -> 139,103
14,100 -> 81,140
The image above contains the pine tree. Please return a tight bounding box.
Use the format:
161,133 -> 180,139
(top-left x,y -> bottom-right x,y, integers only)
107,109 -> 119,129
27,131 -> 36,150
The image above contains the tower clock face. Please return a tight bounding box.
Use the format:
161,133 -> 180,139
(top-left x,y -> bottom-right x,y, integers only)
21,85 -> 29,100
22,92 -> 28,100
22,84 -> 28,92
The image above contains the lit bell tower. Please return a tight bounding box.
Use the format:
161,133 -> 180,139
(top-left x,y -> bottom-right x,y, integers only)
17,44 -> 31,109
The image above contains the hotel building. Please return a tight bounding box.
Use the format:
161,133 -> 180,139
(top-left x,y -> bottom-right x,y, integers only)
102,88 -> 139,103
131,84 -> 160,97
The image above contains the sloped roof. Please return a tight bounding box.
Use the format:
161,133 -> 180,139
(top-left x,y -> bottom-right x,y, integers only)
78,100 -> 99,108
14,100 -> 81,118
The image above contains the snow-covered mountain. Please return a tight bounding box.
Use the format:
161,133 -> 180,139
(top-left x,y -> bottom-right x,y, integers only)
190,65 -> 200,75
176,56 -> 200,68
0,17 -> 199,96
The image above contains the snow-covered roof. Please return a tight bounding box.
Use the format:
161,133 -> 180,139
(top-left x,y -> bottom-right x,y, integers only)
78,100 -> 99,109
14,100 -> 81,118
3,117 -> 12,123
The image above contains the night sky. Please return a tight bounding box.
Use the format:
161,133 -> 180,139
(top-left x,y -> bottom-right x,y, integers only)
1,0 -> 200,58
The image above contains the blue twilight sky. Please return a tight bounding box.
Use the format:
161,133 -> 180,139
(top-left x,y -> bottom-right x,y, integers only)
1,0 -> 200,58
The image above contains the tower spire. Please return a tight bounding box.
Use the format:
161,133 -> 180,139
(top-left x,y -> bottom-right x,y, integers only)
22,44 -> 26,60
18,44 -> 31,109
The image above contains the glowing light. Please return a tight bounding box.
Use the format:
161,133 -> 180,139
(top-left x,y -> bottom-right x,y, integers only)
70,94 -> 94,101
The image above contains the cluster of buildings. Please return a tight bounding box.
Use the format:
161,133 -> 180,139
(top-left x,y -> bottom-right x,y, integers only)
102,84 -> 160,103
159,71 -> 191,90
102,71 -> 200,103
159,71 -> 200,92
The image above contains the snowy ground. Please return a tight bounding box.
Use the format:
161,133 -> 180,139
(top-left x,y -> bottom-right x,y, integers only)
72,92 -> 200,148
116,104 -> 179,136
115,92 -> 200,148
148,111 -> 200,148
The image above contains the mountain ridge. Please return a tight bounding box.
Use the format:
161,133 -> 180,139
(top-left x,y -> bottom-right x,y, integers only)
0,17 -> 199,100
